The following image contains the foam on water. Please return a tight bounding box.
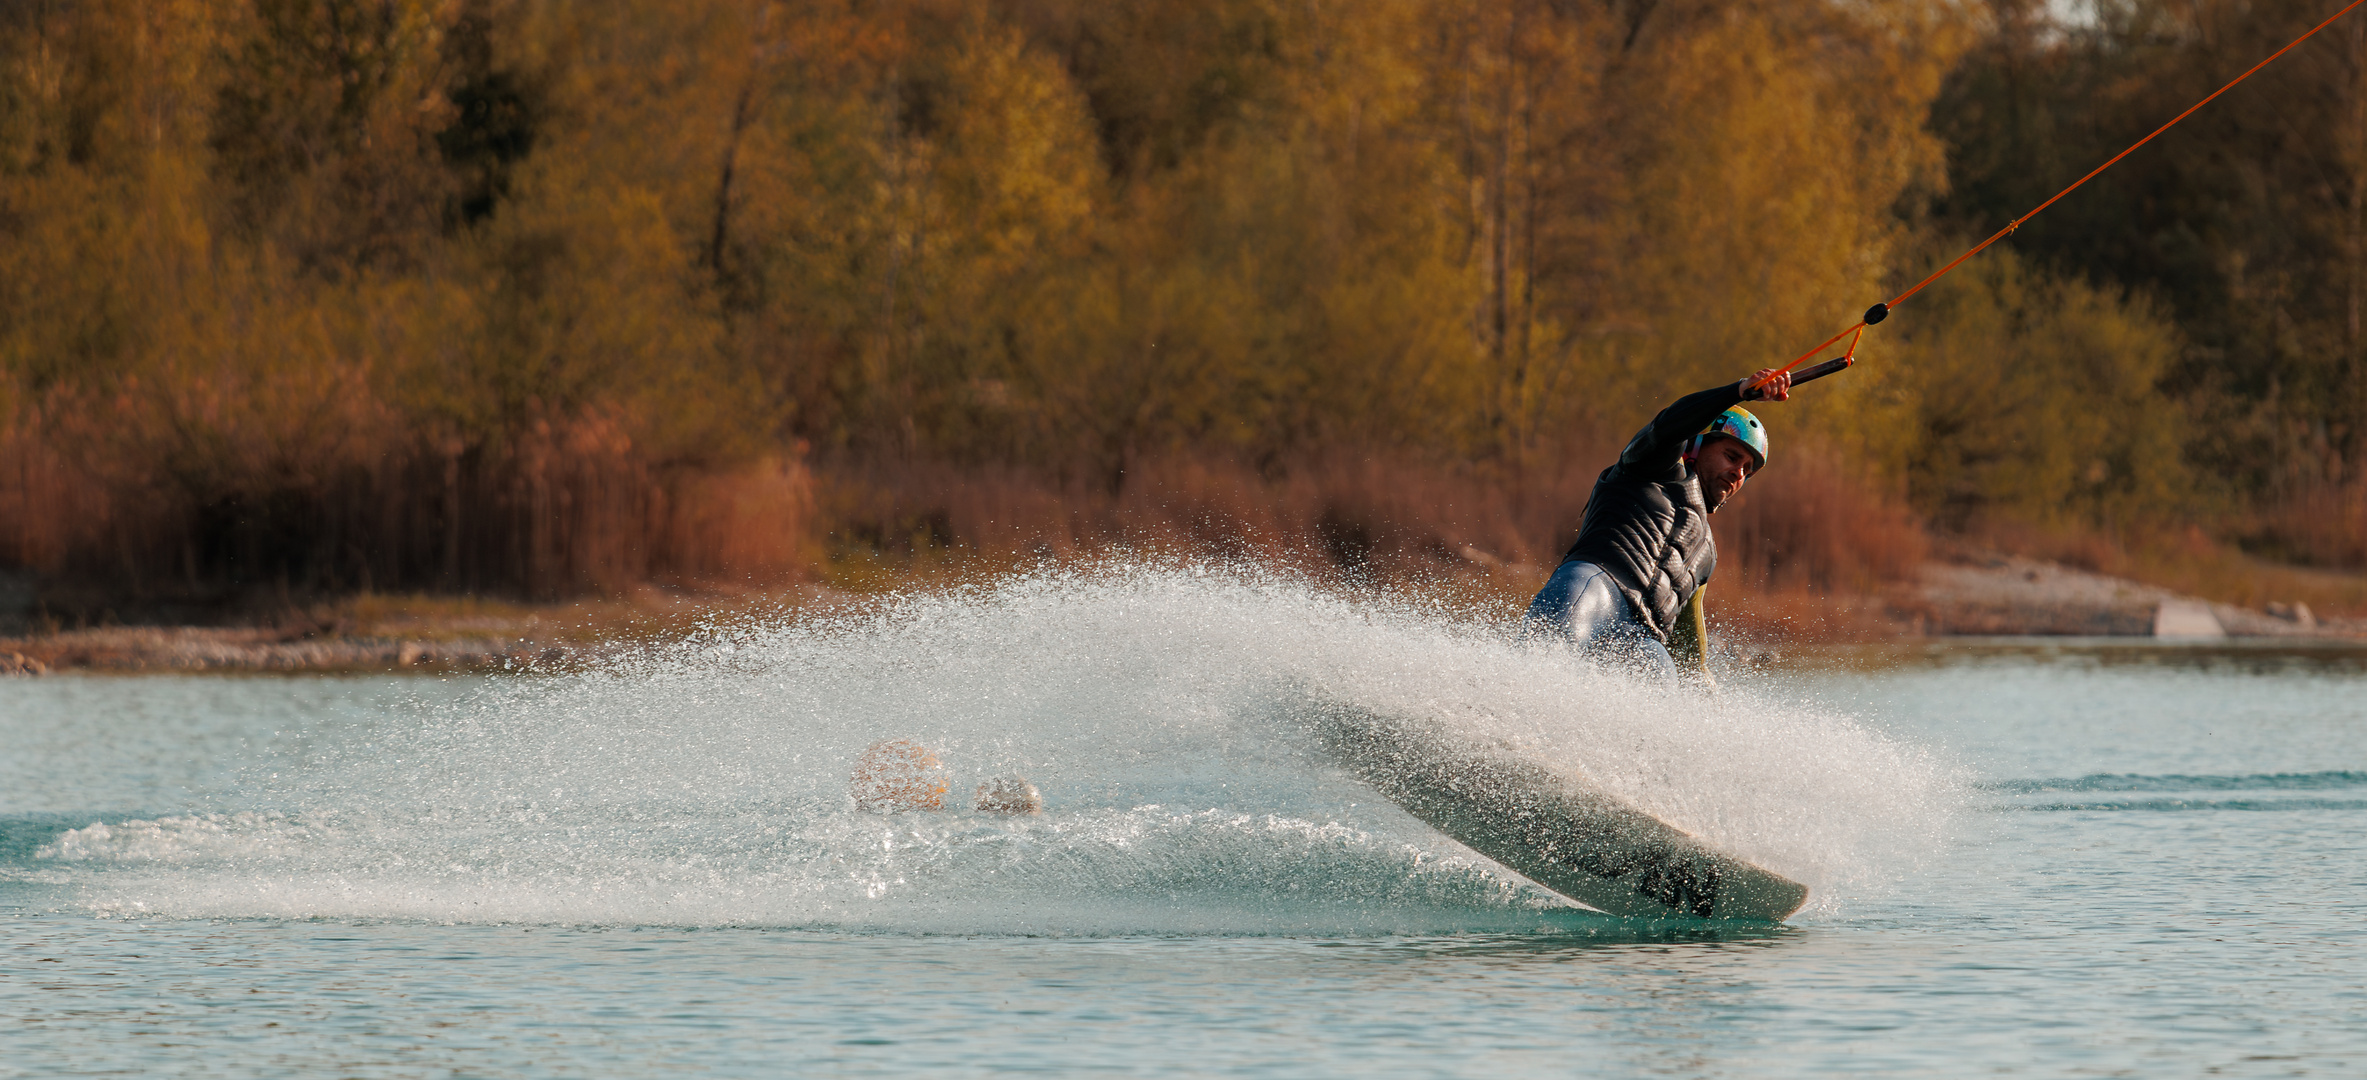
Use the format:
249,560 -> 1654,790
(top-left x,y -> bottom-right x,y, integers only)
36,564 -> 1960,933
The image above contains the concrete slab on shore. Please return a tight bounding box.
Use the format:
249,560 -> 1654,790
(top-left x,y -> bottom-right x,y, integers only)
2152,599 -> 2226,639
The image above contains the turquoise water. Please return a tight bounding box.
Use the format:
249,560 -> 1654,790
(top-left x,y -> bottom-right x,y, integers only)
4,571 -> 2364,1077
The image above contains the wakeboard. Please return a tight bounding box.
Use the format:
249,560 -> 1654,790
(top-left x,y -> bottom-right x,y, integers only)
1308,701 -> 1809,921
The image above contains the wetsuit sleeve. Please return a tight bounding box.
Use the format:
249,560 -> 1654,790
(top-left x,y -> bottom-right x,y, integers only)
1612,380 -> 1748,478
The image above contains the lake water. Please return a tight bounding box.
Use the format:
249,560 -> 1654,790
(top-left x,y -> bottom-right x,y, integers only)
4,569 -> 2364,1077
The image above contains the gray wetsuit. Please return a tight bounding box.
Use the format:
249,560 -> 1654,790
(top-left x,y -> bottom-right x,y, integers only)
1523,560 -> 1680,679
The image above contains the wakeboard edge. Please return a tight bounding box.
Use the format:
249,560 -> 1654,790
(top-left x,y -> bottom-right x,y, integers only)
1307,701 -> 1809,922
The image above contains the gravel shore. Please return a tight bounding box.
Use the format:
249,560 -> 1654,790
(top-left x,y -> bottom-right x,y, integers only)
0,626 -> 595,676
1894,553 -> 2364,638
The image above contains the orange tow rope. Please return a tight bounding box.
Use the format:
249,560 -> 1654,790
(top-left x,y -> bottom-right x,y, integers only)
1758,0 -> 2367,388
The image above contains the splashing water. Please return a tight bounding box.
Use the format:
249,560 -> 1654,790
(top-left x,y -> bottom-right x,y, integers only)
42,565 -> 1959,934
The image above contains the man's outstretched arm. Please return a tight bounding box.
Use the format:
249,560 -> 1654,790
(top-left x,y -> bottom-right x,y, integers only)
1614,368 -> 1792,474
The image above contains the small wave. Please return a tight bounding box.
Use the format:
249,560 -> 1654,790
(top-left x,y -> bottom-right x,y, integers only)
1981,771 -> 2367,794
0,814 -> 91,863
2002,798 -> 2367,813
35,813 -> 324,863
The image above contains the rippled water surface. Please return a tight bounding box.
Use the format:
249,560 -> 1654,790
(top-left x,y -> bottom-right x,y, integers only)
4,571 -> 2363,1077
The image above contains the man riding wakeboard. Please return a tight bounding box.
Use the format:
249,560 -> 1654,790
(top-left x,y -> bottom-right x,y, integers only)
1525,368 -> 1793,679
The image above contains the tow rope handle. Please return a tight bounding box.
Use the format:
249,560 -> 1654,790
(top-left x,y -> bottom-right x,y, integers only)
1766,325 -> 1863,393
1789,355 -> 1853,387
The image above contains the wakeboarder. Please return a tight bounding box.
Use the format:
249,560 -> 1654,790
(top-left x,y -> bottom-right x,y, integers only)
1526,367 -> 1792,677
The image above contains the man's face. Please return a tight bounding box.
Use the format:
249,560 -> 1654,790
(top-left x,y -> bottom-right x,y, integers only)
1697,436 -> 1759,512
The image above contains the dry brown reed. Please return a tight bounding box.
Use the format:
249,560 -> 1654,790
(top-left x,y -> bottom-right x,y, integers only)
813,434 -> 1930,607
1717,446 -> 1930,595
2254,484 -> 2367,571
0,396 -> 813,616
5,361 -> 1925,625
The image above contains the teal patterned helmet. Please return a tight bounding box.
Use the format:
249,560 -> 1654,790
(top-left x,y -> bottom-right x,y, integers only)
1694,406 -> 1768,471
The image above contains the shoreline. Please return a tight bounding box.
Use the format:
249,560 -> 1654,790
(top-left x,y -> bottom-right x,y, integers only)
0,627 -> 600,676
4,553 -> 2360,676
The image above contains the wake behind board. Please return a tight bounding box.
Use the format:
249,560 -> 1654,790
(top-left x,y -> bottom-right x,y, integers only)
1308,702 -> 1808,921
